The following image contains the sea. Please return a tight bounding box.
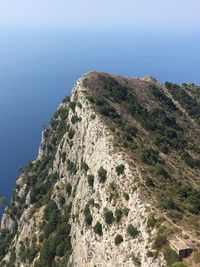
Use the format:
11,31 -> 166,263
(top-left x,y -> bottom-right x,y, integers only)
0,28 -> 200,215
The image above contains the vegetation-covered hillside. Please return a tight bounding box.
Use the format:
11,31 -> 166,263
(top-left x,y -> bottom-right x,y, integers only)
83,73 -> 200,233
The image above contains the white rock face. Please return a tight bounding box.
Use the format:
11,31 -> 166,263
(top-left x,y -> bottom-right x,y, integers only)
52,78 -> 165,267
0,75 -> 166,267
1,212 -> 15,233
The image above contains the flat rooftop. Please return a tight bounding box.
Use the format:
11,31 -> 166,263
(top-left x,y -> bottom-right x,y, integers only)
170,238 -> 190,251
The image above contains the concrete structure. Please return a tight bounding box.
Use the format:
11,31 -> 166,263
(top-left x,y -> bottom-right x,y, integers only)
170,237 -> 192,258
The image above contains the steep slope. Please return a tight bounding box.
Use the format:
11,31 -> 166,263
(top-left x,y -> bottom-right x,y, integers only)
0,72 -> 200,267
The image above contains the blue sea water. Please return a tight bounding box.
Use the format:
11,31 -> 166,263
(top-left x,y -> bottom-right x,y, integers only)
0,29 -> 200,214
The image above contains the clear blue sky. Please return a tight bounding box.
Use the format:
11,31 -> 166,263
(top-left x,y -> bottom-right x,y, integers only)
0,0 -> 199,32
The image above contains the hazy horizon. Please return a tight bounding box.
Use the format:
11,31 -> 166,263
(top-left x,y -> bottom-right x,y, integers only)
0,1 -> 200,34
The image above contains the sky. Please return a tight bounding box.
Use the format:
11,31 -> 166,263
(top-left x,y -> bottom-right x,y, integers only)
0,0 -> 200,32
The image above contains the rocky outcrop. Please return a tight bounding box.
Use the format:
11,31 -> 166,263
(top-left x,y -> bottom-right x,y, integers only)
3,71 -> 199,266
52,79 -> 165,267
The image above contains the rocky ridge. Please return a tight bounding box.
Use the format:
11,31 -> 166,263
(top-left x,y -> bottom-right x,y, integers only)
1,72 -> 200,267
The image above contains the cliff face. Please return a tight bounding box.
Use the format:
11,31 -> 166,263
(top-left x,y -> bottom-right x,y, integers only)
1,72 -> 200,267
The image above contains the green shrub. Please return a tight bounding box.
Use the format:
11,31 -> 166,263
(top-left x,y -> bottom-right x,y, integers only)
61,152 -> 66,163
93,222 -> 103,236
114,234 -> 123,245
41,222 -> 71,265
193,252 -> 200,263
98,167 -> 107,183
104,210 -> 114,224
87,175 -> 94,188
115,164 -> 125,176
124,124 -> 138,137
81,161 -> 89,172
85,214 -> 93,225
158,197 -> 176,210
153,234 -> 168,250
155,165 -> 170,179
123,207 -> 130,217
8,249 -> 16,266
132,254 -> 141,266
127,224 -> 139,238
109,181 -> 117,191
187,190 -> 200,214
123,192 -> 129,201
90,114 -> 96,120
147,213 -> 157,228
149,84 -> 177,111
171,263 -> 188,267
166,81 -> 200,124
71,115 -> 80,124
154,135 -> 169,153
69,101 -> 76,112
68,128 -> 75,139
146,250 -> 154,257
99,75 -> 128,102
163,247 -> 180,266
181,151 -> 200,169
115,209 -> 123,223
145,177 -> 155,187
59,196 -> 66,206
84,204 -> 93,225
140,148 -> 159,165
88,198 -> 94,206
0,229 -> 14,262
67,160 -> 77,175
66,183 -> 72,196
62,96 -> 70,103
24,244 -> 37,263
44,200 -> 59,221
40,238 -> 55,266
99,105 -> 119,118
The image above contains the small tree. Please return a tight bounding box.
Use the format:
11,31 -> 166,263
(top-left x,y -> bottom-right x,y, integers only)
104,210 -> 114,224
115,164 -> 125,176
153,234 -> 168,250
127,224 -> 139,238
163,247 -> 180,266
66,183 -> 72,196
85,214 -> 93,225
84,204 -> 93,225
140,148 -> 159,165
98,167 -> 107,183
123,192 -> 129,201
81,161 -> 89,172
94,221 -> 103,236
115,209 -> 122,223
114,234 -> 123,245
132,254 -> 141,266
123,207 -> 130,217
68,128 -> 75,139
87,175 -> 94,188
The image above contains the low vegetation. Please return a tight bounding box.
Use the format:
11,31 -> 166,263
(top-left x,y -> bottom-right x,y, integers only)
115,164 -> 125,176
98,167 -> 107,183
93,222 -> 103,236
114,234 -> 123,245
87,174 -> 94,188
104,209 -> 114,224
127,224 -> 139,238
84,73 -> 200,233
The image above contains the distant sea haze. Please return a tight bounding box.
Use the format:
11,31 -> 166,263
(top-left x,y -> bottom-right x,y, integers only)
0,29 -> 199,215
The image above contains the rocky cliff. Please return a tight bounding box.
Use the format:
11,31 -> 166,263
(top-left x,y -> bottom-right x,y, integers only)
1,72 -> 200,267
